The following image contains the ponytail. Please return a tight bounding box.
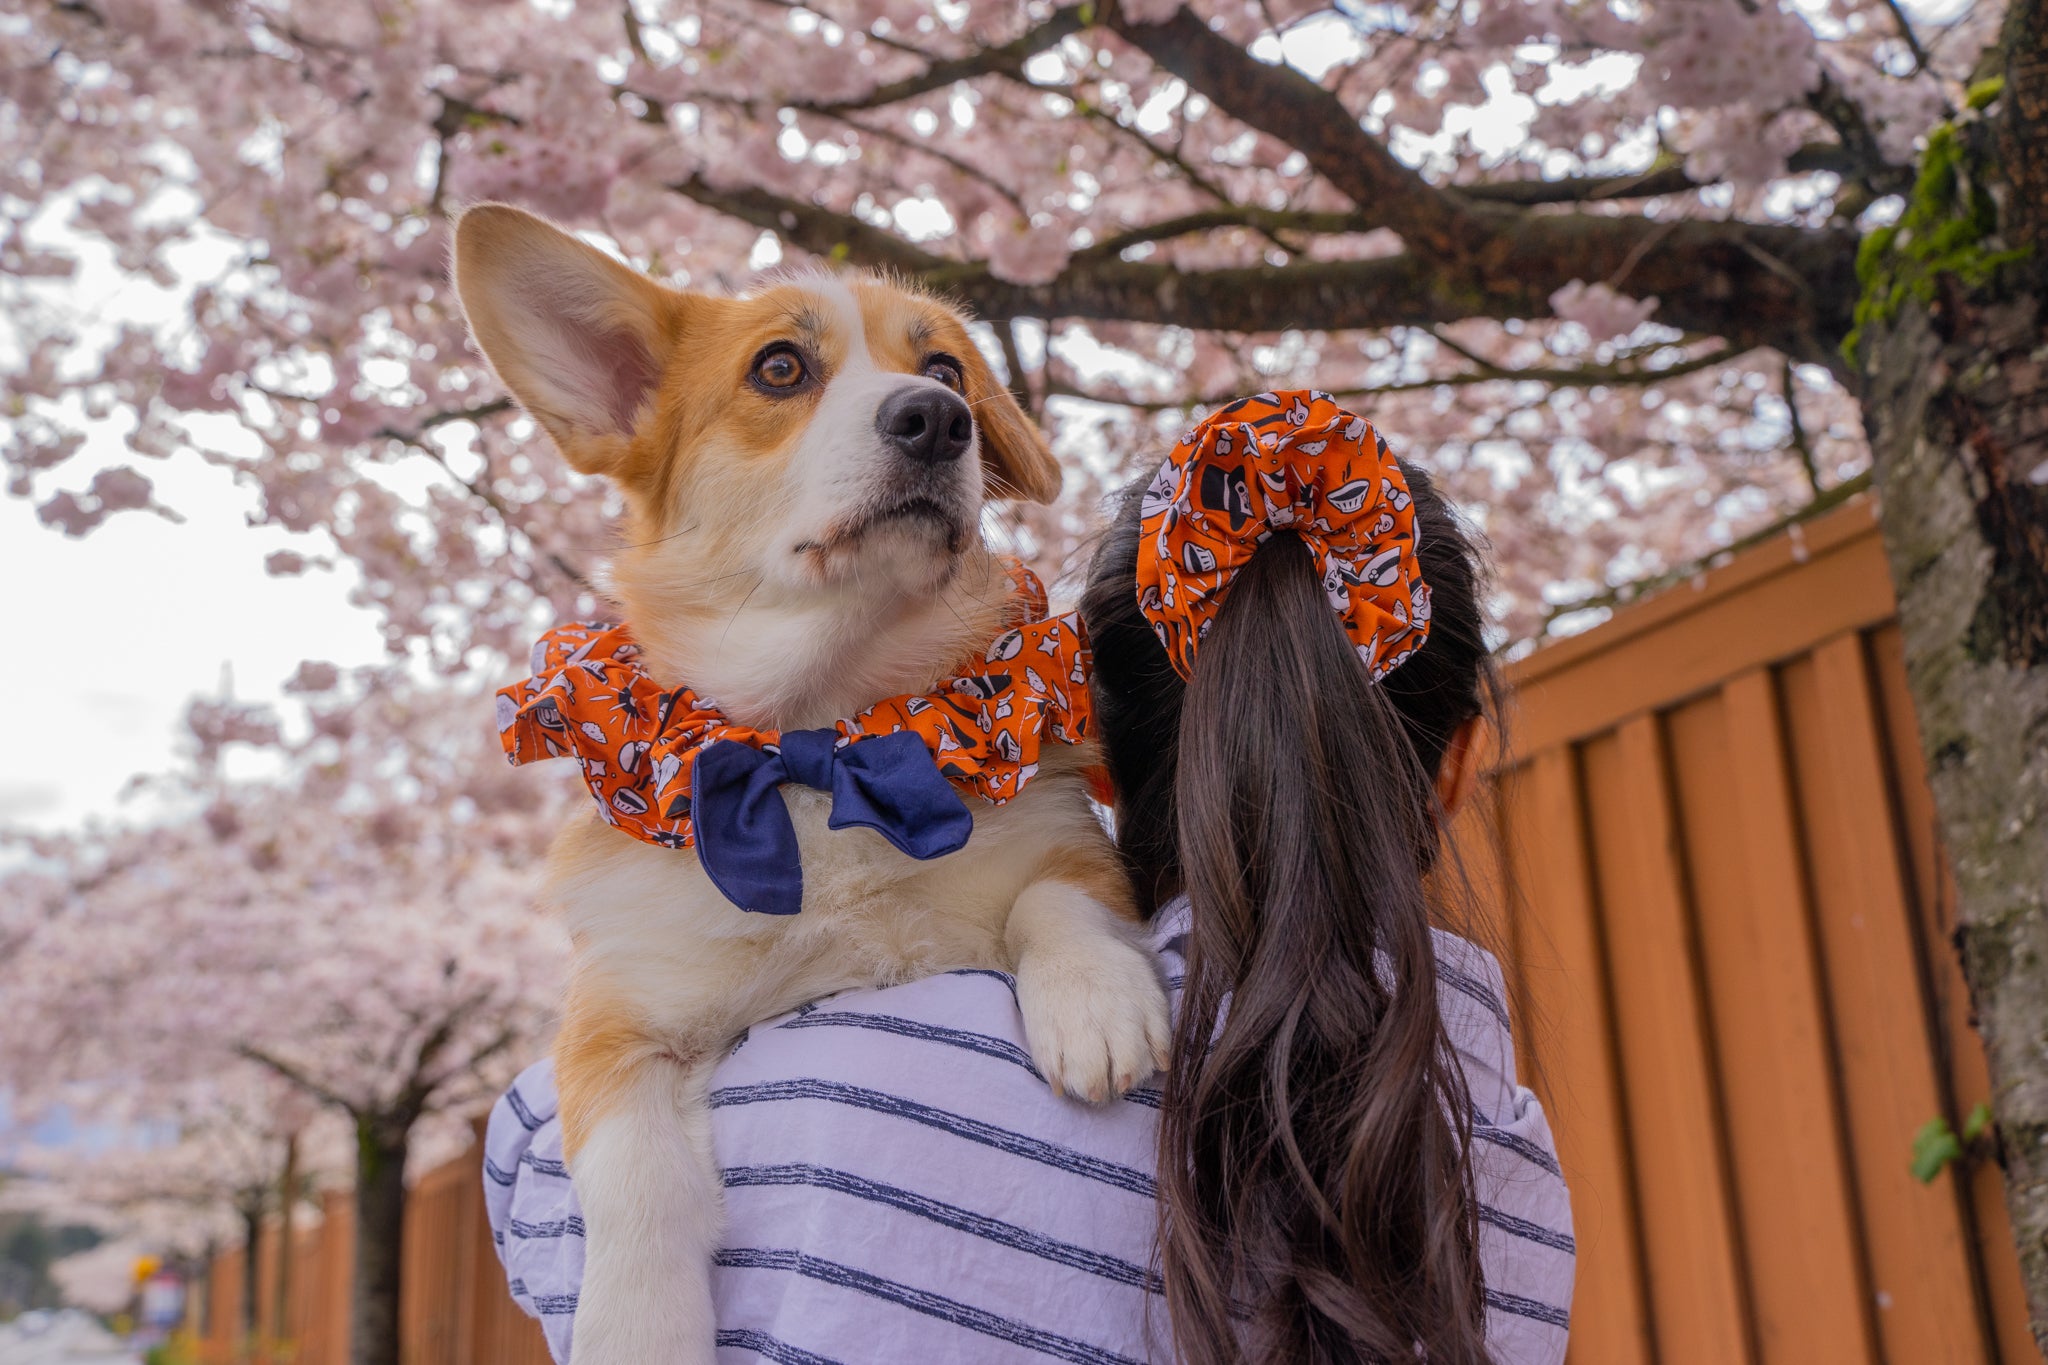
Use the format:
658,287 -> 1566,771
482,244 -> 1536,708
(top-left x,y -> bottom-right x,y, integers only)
1081,461 -> 1495,1365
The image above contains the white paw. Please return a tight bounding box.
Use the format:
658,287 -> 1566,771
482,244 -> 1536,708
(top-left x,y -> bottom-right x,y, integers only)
1015,936 -> 1172,1104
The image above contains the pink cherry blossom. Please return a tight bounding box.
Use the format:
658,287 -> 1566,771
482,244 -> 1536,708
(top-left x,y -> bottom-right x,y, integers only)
987,222 -> 1074,286
1548,281 -> 1662,342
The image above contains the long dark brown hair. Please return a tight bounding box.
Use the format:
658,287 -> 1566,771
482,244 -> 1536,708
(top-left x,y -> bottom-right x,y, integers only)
1080,462 -> 1497,1365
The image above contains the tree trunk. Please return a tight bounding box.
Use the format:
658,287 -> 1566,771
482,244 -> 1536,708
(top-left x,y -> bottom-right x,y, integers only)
238,1201 -> 263,1358
350,1113 -> 412,1365
1863,6 -> 2048,1346
274,1132 -> 299,1352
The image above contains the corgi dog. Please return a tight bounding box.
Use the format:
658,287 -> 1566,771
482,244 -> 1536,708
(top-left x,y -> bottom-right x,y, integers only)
452,205 -> 1171,1365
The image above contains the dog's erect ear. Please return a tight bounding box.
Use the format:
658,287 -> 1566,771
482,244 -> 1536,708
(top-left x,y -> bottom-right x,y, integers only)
958,345 -> 1062,504
452,204 -> 683,477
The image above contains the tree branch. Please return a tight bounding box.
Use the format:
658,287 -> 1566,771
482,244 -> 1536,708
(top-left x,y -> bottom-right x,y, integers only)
1106,4 -> 1479,258
823,110 -> 1028,215
668,173 -> 945,273
237,1044 -> 359,1118
1782,357 -> 1823,497
783,6 -> 1090,115
1074,207 -> 1372,262
371,403 -> 593,594
998,320 -> 1035,417
1048,341 -> 1749,411
667,170 -> 1858,365
1457,145 -> 1861,205
1101,2 -> 1861,372
1806,67 -> 1916,196
1879,0 -> 1934,73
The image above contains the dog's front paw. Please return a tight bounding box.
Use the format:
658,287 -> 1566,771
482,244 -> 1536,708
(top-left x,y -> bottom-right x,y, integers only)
1015,933 -> 1172,1104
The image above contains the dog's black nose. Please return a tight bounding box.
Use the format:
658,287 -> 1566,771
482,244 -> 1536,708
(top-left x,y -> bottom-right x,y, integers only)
876,385 -> 973,464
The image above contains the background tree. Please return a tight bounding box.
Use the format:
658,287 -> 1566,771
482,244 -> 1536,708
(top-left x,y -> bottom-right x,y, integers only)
7,1077 -> 329,1347
3,0 -> 2044,1357
0,1207 -> 104,1318
0,675 -> 567,1363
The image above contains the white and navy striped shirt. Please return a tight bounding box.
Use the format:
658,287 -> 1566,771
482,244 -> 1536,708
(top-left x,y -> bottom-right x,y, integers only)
485,904 -> 1574,1363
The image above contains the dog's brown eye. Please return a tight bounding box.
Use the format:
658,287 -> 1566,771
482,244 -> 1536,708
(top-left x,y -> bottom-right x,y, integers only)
753,346 -> 807,391
922,355 -> 964,393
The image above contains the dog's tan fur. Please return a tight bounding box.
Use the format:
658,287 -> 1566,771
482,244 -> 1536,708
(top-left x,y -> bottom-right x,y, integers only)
454,205 -> 1169,1365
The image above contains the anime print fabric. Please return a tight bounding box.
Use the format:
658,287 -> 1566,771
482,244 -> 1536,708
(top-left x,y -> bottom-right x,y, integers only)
496,564 -> 1091,915
1137,389 -> 1431,681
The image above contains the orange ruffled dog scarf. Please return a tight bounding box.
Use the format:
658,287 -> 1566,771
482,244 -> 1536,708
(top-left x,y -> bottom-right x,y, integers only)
1136,389 -> 1431,681
496,565 -> 1091,916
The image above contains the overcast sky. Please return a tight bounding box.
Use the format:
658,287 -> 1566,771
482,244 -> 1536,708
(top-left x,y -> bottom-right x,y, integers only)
0,442 -> 386,836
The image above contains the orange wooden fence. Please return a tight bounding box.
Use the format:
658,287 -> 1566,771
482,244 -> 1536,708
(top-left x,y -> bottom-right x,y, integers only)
195,498 -> 2035,1364
1481,498 -> 2033,1364
191,1121 -> 552,1365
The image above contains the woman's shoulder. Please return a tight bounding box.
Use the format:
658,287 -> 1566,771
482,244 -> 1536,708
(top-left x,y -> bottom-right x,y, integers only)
1427,929 -> 1519,1095
709,962 -> 1167,1169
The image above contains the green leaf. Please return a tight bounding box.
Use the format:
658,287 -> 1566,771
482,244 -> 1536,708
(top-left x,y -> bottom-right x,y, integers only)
1911,1116 -> 1963,1183
1962,1101 -> 1993,1143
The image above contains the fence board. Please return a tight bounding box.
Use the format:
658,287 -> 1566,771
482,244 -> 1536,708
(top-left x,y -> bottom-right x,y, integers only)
1502,750 -> 1652,1364
1510,502 -> 1896,754
1580,719 -> 1753,1365
1782,636 -> 1991,1362
1666,676 -> 1878,1364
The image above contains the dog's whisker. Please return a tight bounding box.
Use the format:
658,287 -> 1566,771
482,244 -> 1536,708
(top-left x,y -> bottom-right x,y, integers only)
717,570 -> 768,651
609,520 -> 705,551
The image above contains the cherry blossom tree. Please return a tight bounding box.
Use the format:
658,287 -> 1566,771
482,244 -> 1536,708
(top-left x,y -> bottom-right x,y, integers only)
6,1073 -> 331,1345
4,0 -> 2045,1353
5,0 -> 1936,650
0,673 -> 569,1365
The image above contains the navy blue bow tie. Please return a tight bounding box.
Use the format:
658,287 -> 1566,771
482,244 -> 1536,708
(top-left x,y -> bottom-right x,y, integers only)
689,728 -> 975,916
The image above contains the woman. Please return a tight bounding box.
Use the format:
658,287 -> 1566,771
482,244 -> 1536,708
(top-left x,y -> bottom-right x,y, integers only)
486,396 -> 1574,1364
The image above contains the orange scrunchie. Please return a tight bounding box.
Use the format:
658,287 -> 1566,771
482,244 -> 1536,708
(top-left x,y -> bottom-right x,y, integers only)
1136,389 -> 1431,682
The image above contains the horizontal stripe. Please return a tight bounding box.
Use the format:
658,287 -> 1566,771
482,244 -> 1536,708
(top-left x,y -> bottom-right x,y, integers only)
717,1248 -> 1143,1365
777,1011 -> 1043,1078
1485,1287 -> 1571,1330
522,1151 -> 570,1179
725,1163 -> 1160,1293
777,1010 -> 1165,1110
505,1085 -> 550,1132
1438,960 -> 1512,1031
716,1328 -> 844,1365
712,1079 -> 1156,1197
1473,1123 -> 1563,1178
483,1155 -> 518,1187
1479,1204 -> 1575,1254
946,967 -> 1018,993
508,1216 -> 586,1241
